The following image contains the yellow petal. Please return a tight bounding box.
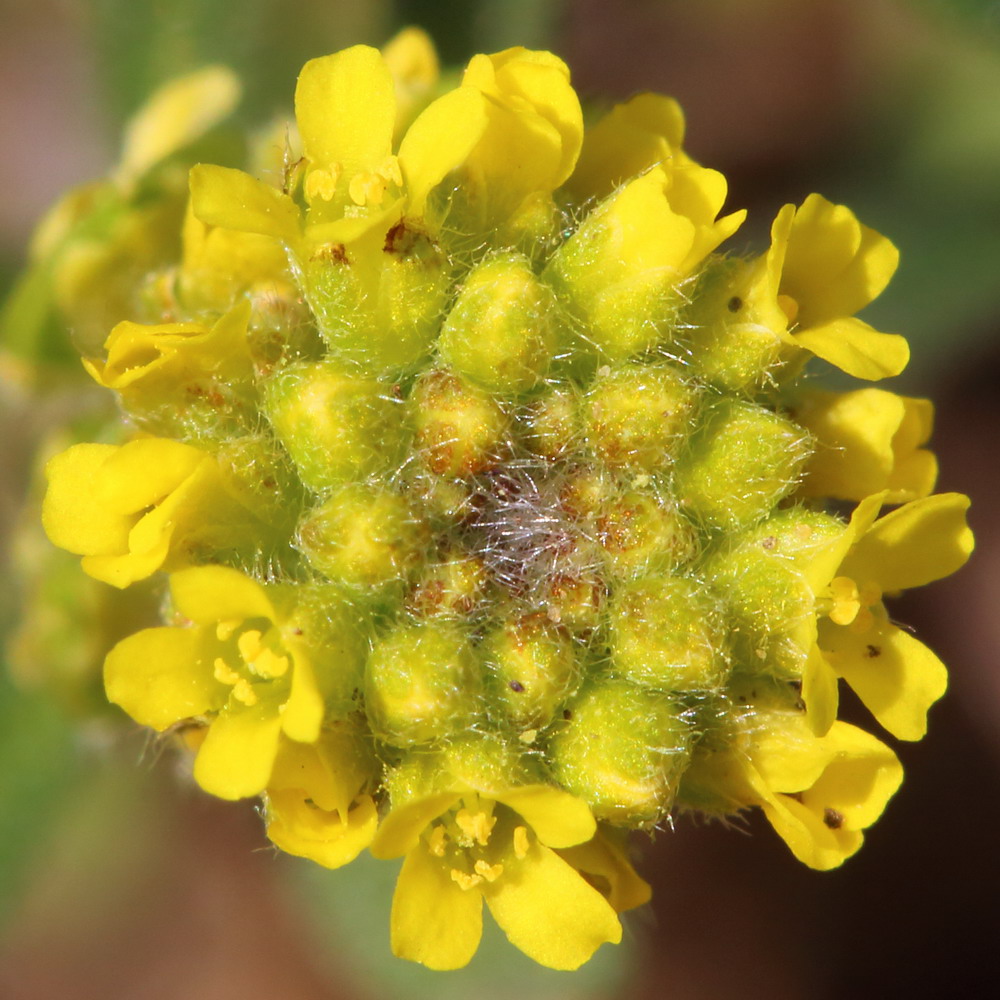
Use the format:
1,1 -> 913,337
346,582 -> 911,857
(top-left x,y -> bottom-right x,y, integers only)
556,827 -> 652,912
391,846 -> 483,970
170,565 -> 276,626
803,722 -> 903,830
42,444 -> 128,556
397,87 -> 489,219
118,67 -> 240,185
792,317 -> 910,380
370,792 -> 463,859
568,92 -> 685,201
266,789 -> 377,869
751,712 -> 837,794
280,646 -> 324,744
781,193 -> 899,325
295,46 -> 395,176
801,645 -> 839,736
189,164 -> 301,246
819,615 -> 948,740
193,700 -> 284,799
104,626 -> 222,730
493,784 -> 596,848
843,492 -> 973,593
483,839 -> 621,970
757,786 -> 864,871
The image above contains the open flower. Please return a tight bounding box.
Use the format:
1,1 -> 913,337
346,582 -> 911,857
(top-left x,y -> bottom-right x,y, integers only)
370,752 -> 630,970
264,726 -> 379,868
103,565 -> 364,799
803,491 -> 973,739
683,686 -> 903,871
792,388 -> 937,502
42,438 -> 262,588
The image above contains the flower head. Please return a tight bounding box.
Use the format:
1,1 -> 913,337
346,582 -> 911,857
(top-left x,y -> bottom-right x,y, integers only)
23,32 -> 973,972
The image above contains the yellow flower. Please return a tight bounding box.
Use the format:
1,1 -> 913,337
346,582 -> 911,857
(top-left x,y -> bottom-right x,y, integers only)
371,769 -> 626,970
41,438 -> 262,588
766,194 -> 908,379
264,727 -> 379,868
103,566 -> 363,799
82,301 -> 255,432
680,680 -> 902,870
793,388 -> 937,502
804,492 -> 973,740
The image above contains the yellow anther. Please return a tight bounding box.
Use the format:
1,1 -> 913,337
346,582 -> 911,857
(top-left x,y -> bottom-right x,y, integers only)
213,657 -> 241,686
513,825 -> 530,860
427,825 -> 448,858
249,646 -> 289,679
348,171 -> 388,207
455,808 -> 496,847
473,860 -> 504,883
828,576 -> 861,626
237,629 -> 264,663
777,293 -> 800,325
216,619 -> 241,642
232,678 -> 258,707
376,155 -> 403,187
305,166 -> 340,202
450,868 -> 483,891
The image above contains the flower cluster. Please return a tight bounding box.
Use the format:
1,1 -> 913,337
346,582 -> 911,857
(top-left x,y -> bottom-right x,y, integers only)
33,30 -> 971,970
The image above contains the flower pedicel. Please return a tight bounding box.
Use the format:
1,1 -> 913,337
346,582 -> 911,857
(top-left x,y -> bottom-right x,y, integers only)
36,30 -> 972,970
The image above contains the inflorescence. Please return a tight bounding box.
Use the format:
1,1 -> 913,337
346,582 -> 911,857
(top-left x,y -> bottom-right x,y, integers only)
28,30 -> 972,970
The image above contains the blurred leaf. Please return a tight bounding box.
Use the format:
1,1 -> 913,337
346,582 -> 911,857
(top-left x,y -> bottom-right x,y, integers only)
0,671 -> 83,927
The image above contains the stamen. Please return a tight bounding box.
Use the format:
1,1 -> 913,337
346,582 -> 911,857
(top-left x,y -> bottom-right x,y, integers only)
450,868 -> 483,891
513,825 -> 530,860
427,824 -> 448,858
473,859 -> 504,882
455,808 -> 496,847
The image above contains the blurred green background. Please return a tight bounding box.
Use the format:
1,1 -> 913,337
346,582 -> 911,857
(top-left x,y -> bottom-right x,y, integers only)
2,1 -> 999,997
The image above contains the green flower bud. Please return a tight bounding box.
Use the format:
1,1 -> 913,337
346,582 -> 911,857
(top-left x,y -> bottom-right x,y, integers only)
437,251 -> 558,395
522,387 -> 581,460
297,484 -> 429,592
609,575 -> 729,692
684,257 -> 784,392
584,363 -> 698,471
549,678 -> 691,827
482,612 -> 580,731
263,361 -> 405,492
303,228 -> 450,373
596,488 -> 698,579
412,370 -> 509,477
215,433 -> 303,535
675,399 -> 812,532
365,620 -> 482,746
544,178 -> 682,364
405,549 -> 492,619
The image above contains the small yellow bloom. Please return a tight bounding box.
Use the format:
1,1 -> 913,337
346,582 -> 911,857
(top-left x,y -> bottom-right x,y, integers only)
371,777 -> 624,970
767,194 -> 908,379
793,388 -> 937,502
264,728 -> 379,869
103,566 -> 363,799
41,438 -> 261,588
805,492 -> 973,739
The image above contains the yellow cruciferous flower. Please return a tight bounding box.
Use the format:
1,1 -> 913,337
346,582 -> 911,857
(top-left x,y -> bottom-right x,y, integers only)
103,565 -> 364,799
371,775 -> 629,970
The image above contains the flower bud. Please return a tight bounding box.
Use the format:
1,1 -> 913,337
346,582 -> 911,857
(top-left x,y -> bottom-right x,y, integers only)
411,370 -> 509,477
675,399 -> 811,532
482,612 -> 580,731
610,575 -> 729,692
438,251 -> 559,395
584,363 -> 697,471
263,360 -> 405,492
297,484 -> 429,592
365,620 -> 482,746
549,678 -> 691,826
